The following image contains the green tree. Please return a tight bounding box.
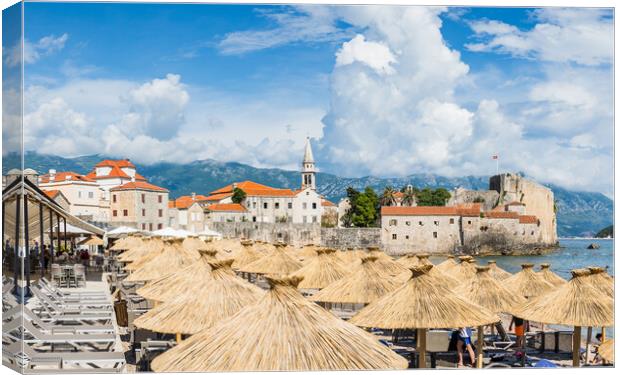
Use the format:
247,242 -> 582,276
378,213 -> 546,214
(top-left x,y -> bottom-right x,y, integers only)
231,187 -> 247,204
380,186 -> 397,206
415,187 -> 451,206
401,185 -> 416,206
341,186 -> 379,228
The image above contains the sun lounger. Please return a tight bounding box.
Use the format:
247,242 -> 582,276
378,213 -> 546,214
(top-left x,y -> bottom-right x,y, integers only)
3,341 -> 125,372
4,306 -> 115,334
32,287 -> 111,308
37,279 -> 108,301
31,289 -> 114,316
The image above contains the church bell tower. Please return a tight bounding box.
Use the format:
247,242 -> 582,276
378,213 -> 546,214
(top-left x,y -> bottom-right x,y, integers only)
301,137 -> 316,190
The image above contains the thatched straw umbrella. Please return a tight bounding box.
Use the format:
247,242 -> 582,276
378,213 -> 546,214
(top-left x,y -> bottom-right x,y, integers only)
182,236 -> 210,253
396,254 -> 419,268
512,268 -> 614,367
311,255 -> 403,312
151,274 -> 408,372
586,267 -> 613,298
457,266 -> 526,368
487,260 -> 512,281
118,237 -> 164,263
451,255 -> 477,282
231,240 -> 262,272
336,248 -> 366,265
367,247 -> 408,277
240,242 -> 302,277
136,250 -> 218,302
538,263 -> 567,287
503,263 -> 555,299
291,249 -> 348,292
110,234 -> 143,252
125,239 -> 200,282
598,338 -> 614,364
294,244 -> 320,262
435,255 -> 458,273
134,259 -> 264,341
350,264 -> 499,368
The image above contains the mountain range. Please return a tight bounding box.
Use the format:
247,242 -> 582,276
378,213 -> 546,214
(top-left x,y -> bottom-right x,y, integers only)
3,152 -> 613,238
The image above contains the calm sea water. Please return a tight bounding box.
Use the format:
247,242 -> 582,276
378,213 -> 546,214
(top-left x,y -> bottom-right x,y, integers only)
430,238 -> 614,279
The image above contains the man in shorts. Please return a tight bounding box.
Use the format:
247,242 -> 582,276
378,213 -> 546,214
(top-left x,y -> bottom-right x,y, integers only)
457,327 -> 476,367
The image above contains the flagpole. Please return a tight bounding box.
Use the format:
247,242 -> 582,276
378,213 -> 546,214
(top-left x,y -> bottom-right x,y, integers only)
496,157 -> 499,175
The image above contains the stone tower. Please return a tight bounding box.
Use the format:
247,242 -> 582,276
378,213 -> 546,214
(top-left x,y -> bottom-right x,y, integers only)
301,137 -> 316,190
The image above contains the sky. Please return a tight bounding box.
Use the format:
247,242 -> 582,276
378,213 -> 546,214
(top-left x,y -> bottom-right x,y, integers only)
2,3 -> 614,195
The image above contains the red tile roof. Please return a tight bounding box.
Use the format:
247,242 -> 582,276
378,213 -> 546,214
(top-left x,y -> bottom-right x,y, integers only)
208,180 -> 296,199
43,190 -> 60,199
110,181 -> 168,192
243,188 -> 296,197
322,200 -> 336,207
95,159 -> 136,168
483,211 -> 520,219
381,206 -> 459,216
169,195 -> 210,209
205,192 -> 233,201
455,203 -> 482,217
207,203 -> 247,212
210,181 -> 274,195
519,215 -> 539,224
39,171 -> 95,183
85,165 -> 146,181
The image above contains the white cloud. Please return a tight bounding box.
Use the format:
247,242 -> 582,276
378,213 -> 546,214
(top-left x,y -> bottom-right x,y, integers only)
3,33 -> 68,67
465,8 -> 612,66
336,34 -> 397,75
217,6 -> 352,55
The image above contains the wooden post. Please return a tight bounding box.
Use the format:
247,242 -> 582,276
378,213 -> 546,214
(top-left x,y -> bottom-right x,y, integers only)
601,327 -> 607,365
477,325 -> 484,368
585,327 -> 592,364
176,333 -> 182,343
39,201 -> 44,278
572,326 -> 581,367
417,328 -> 427,368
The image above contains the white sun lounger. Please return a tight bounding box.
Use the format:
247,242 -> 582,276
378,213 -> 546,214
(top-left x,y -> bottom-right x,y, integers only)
3,306 -> 115,334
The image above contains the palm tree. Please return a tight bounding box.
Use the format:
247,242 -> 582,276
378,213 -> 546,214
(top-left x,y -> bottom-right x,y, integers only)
380,186 -> 397,206
401,185 -> 416,207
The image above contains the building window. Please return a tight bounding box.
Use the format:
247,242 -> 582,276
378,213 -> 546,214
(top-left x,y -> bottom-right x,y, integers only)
88,191 -> 94,199
433,232 -> 438,238
434,220 -> 439,226
303,216 -> 307,223
389,219 -> 397,226
158,195 -> 162,203
112,194 -> 117,203
303,203 -> 307,209
142,223 -> 146,230
405,235 -> 410,240
405,221 -> 411,226
149,223 -> 153,231
449,218 -> 455,224
253,202 -> 256,208
275,202 -> 280,209
467,220 -> 472,225
113,210 -> 117,217
531,231 -> 534,235
312,216 -> 317,223
78,191 -> 82,198
123,209 -> 128,216
392,234 -> 397,240
263,202 -> 268,209
419,221 -> 423,226
158,224 -> 163,230
252,216 -> 257,222
141,194 -> 145,203
142,209 -> 145,217
312,202 -> 317,209
288,202 -> 292,209
158,209 -> 163,217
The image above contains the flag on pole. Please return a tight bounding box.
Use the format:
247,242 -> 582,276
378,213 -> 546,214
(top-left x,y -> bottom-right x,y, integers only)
492,155 -> 498,160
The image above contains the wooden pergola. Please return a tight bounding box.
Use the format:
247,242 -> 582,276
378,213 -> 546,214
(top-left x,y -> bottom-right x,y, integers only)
2,175 -> 104,299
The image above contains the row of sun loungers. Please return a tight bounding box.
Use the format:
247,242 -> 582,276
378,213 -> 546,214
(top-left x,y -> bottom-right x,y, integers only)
2,277 -> 126,372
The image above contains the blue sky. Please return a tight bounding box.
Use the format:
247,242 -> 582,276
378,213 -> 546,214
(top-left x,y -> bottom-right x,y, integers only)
5,3 -> 614,194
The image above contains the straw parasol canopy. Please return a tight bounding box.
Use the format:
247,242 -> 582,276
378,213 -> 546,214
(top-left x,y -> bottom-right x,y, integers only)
134,259 -> 264,334
291,249 -> 349,290
586,267 -> 614,298
150,275 -> 408,372
109,234 -> 143,251
231,240 -> 263,270
136,250 -> 218,302
78,235 -> 104,246
538,263 -> 567,287
487,260 -> 512,281
336,248 -> 366,265
367,248 -> 408,277
435,255 -> 458,273
503,263 -> 555,299
118,237 -> 164,263
294,244 -> 320,262
350,264 -> 500,329
311,256 -> 403,305
182,236 -> 210,253
457,266 -> 526,314
598,339 -> 614,363
396,254 -> 419,268
449,255 -> 478,283
240,243 -> 302,275
125,239 -> 200,282
513,268 -> 613,327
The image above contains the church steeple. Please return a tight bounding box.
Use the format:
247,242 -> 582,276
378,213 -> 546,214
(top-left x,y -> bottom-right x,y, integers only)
301,137 -> 316,190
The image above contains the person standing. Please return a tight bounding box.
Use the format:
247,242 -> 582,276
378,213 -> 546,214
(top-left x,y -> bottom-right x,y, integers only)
456,327 -> 476,367
510,316 -> 526,349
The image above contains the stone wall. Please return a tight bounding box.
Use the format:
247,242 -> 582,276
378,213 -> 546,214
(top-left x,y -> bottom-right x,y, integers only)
320,227 -> 381,250
448,187 -> 499,211
211,222 -> 321,246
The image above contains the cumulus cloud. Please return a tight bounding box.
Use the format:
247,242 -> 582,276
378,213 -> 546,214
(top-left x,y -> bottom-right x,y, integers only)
336,34 -> 397,75
465,8 -> 612,66
3,33 -> 68,67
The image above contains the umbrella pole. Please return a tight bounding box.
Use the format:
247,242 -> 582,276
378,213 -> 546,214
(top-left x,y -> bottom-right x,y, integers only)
585,327 -> 592,364
476,325 -> 484,369
601,327 -> 607,365
417,328 -> 427,368
572,326 -> 581,367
